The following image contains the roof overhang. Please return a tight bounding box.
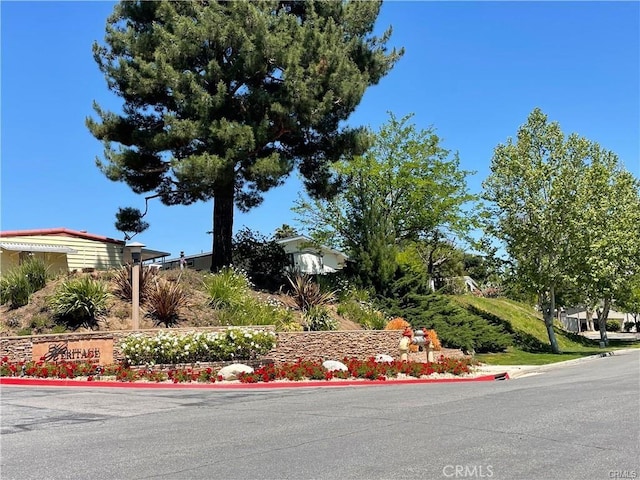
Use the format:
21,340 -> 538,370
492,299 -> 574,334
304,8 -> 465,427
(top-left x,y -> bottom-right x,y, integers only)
141,248 -> 171,262
0,242 -> 78,254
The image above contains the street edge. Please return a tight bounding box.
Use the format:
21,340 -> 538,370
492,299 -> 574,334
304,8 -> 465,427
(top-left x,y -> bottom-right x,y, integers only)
0,372 -> 509,390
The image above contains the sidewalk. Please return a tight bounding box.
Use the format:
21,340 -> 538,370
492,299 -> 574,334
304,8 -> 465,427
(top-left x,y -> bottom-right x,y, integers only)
578,331 -> 640,341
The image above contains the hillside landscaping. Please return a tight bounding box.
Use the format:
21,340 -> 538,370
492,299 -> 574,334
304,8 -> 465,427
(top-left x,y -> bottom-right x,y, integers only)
2,258 -> 637,367
454,296 -> 639,364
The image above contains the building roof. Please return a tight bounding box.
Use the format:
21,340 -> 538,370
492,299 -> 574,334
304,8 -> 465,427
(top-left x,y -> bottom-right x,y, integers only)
276,235 -> 348,260
0,228 -> 124,245
0,242 -> 78,254
162,236 -> 348,264
140,248 -> 171,261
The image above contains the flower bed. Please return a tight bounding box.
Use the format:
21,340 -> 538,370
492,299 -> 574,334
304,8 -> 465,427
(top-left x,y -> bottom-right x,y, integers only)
119,328 -> 277,365
0,355 -> 476,384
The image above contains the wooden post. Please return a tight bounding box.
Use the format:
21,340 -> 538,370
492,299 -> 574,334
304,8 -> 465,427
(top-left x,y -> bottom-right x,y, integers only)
126,242 -> 145,331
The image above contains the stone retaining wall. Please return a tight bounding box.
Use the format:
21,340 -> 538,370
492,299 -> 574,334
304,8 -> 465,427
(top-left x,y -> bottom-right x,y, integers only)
270,330 -> 402,364
1,328 -> 463,365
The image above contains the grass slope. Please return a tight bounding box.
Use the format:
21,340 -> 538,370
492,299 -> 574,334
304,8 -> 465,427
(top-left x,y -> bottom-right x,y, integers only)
452,296 -> 636,365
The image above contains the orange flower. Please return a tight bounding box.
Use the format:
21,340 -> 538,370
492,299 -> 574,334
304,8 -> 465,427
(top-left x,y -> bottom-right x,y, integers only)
385,317 -> 411,330
423,329 -> 441,350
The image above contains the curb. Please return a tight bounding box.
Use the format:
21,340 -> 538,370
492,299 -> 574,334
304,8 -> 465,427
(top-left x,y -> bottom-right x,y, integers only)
526,350 -> 617,371
0,373 -> 508,390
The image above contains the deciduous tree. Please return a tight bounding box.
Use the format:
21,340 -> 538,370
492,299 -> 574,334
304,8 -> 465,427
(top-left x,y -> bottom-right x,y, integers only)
295,113 -> 474,293
616,275 -> 640,330
573,154 -> 640,344
483,108 -> 640,352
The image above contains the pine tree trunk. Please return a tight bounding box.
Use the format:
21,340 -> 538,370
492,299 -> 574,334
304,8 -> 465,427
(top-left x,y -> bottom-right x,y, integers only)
542,287 -> 561,354
211,181 -> 234,272
597,298 -> 611,346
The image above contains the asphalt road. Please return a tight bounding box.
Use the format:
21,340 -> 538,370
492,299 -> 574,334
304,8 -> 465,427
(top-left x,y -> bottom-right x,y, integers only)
1,350 -> 639,480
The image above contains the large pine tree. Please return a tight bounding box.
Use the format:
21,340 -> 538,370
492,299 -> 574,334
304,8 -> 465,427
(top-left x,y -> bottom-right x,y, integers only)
87,0 -> 402,270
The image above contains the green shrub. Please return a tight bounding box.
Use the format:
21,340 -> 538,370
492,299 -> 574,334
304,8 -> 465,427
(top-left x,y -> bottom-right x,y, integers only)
232,228 -> 289,291
16,327 -> 32,336
316,272 -> 358,301
277,317 -> 304,332
21,258 -> 48,290
48,277 -> 110,327
304,306 -> 338,331
146,278 -> 188,327
337,299 -> 386,329
29,315 -> 55,334
204,267 -> 252,309
439,277 -> 467,295
605,320 -> 620,332
378,292 -> 512,353
462,302 -> 549,353
0,258 -> 48,309
0,272 -> 31,309
623,321 -> 635,333
4,316 -> 21,329
217,298 -> 293,328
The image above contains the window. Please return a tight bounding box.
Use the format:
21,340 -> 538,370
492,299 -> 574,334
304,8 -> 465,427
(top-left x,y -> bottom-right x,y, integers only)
19,251 -> 34,264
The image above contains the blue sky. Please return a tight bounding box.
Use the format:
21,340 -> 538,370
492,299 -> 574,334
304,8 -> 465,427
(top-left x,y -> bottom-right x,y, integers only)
2,1 -> 638,260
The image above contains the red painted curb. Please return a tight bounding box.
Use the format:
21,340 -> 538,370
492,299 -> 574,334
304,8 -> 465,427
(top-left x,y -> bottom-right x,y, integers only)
0,373 -> 506,390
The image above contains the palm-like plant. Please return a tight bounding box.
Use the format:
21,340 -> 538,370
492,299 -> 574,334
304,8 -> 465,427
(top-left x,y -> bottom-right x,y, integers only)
286,274 -> 336,313
146,278 -> 188,327
112,265 -> 156,303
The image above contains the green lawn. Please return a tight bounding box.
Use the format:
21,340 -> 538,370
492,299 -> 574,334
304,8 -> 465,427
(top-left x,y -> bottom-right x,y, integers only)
476,343 -> 640,365
476,348 -> 604,365
453,295 -> 640,365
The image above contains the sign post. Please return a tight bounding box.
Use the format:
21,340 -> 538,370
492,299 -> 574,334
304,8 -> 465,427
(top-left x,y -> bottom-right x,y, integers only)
126,242 -> 145,331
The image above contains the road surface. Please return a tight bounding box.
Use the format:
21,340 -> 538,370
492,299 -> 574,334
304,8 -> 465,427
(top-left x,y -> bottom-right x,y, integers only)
1,350 -> 638,480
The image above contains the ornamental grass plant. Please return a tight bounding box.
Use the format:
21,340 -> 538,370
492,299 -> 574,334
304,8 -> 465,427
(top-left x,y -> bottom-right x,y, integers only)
204,267 -> 252,309
303,305 -> 338,331
112,265 -> 157,303
216,299 -> 296,329
146,278 -> 188,327
0,258 -> 48,309
48,276 -> 110,328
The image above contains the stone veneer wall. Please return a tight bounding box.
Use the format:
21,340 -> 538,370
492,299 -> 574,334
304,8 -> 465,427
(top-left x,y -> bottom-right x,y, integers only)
1,328 -> 463,365
269,330 -> 402,364
0,327 -> 270,364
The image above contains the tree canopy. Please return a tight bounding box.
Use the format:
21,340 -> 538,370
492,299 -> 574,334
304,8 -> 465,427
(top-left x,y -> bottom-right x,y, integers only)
273,224 -> 298,240
483,107 -> 640,351
295,113 -> 475,293
87,0 -> 403,270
